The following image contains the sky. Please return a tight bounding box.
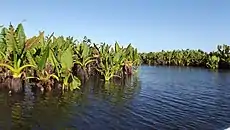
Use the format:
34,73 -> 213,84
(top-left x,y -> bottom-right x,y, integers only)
1,0 -> 230,53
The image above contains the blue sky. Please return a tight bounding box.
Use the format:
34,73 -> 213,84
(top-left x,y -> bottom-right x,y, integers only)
1,0 -> 230,52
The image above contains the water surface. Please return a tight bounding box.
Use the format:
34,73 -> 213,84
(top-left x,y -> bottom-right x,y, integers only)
0,66 -> 230,130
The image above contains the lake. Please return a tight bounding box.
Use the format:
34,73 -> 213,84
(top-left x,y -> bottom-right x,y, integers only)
0,65 -> 230,130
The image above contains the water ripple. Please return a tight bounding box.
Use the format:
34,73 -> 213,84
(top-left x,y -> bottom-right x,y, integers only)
1,66 -> 230,129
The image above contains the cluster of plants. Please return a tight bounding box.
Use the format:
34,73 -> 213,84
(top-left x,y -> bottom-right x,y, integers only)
0,23 -> 141,93
140,44 -> 230,70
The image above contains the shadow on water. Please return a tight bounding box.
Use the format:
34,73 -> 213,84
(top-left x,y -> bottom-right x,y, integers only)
0,74 -> 141,129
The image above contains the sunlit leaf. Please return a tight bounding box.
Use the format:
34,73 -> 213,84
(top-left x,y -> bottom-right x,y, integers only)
70,75 -> 81,91
38,44 -> 50,70
61,46 -> 73,70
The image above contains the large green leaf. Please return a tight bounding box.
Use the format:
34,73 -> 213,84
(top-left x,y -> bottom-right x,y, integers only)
49,49 -> 60,76
0,27 -> 7,50
15,23 -> 26,53
25,31 -> 44,50
5,24 -> 18,68
38,44 -> 50,70
61,46 -> 73,70
5,24 -> 18,53
82,43 -> 89,58
26,51 -> 36,66
115,41 -> 120,53
70,75 -> 81,91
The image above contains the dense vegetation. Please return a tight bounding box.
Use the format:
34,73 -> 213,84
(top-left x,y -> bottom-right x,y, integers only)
0,23 -> 141,94
140,44 -> 230,70
1,23 -> 229,94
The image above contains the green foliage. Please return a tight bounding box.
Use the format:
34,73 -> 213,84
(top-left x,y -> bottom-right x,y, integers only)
0,23 -> 36,78
60,45 -> 81,90
74,38 -> 95,76
0,23 -> 140,92
2,22 -> 230,93
206,55 -> 219,69
95,42 -> 139,81
140,45 -> 230,70
61,46 -> 73,70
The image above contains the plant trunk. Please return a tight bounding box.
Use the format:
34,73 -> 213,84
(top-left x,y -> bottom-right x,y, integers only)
83,67 -> 89,80
9,78 -> 24,93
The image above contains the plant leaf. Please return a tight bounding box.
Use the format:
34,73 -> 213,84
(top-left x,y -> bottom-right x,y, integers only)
0,63 -> 15,72
115,41 -> 120,53
15,23 -> 26,53
18,64 -> 36,73
61,46 -> 73,70
70,75 -> 81,91
82,43 -> 89,58
49,74 -> 59,81
38,44 -> 50,70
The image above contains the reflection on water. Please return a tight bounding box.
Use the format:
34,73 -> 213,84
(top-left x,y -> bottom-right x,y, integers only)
0,75 -> 141,129
0,66 -> 230,130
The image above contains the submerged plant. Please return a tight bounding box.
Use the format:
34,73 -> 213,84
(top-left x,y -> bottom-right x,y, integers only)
74,37 -> 95,79
59,45 -> 81,90
0,23 -> 141,93
206,55 -> 220,69
140,44 -> 230,70
0,23 -> 39,92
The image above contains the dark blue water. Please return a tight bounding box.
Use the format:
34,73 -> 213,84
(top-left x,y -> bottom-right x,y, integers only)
0,66 -> 230,130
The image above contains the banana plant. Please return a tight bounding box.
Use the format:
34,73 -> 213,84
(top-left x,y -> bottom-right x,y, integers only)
59,44 -> 81,91
0,23 -> 37,78
206,55 -> 220,69
95,43 -> 127,82
74,40 -> 95,79
26,34 -> 60,91
96,57 -> 122,82
27,69 -> 59,92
